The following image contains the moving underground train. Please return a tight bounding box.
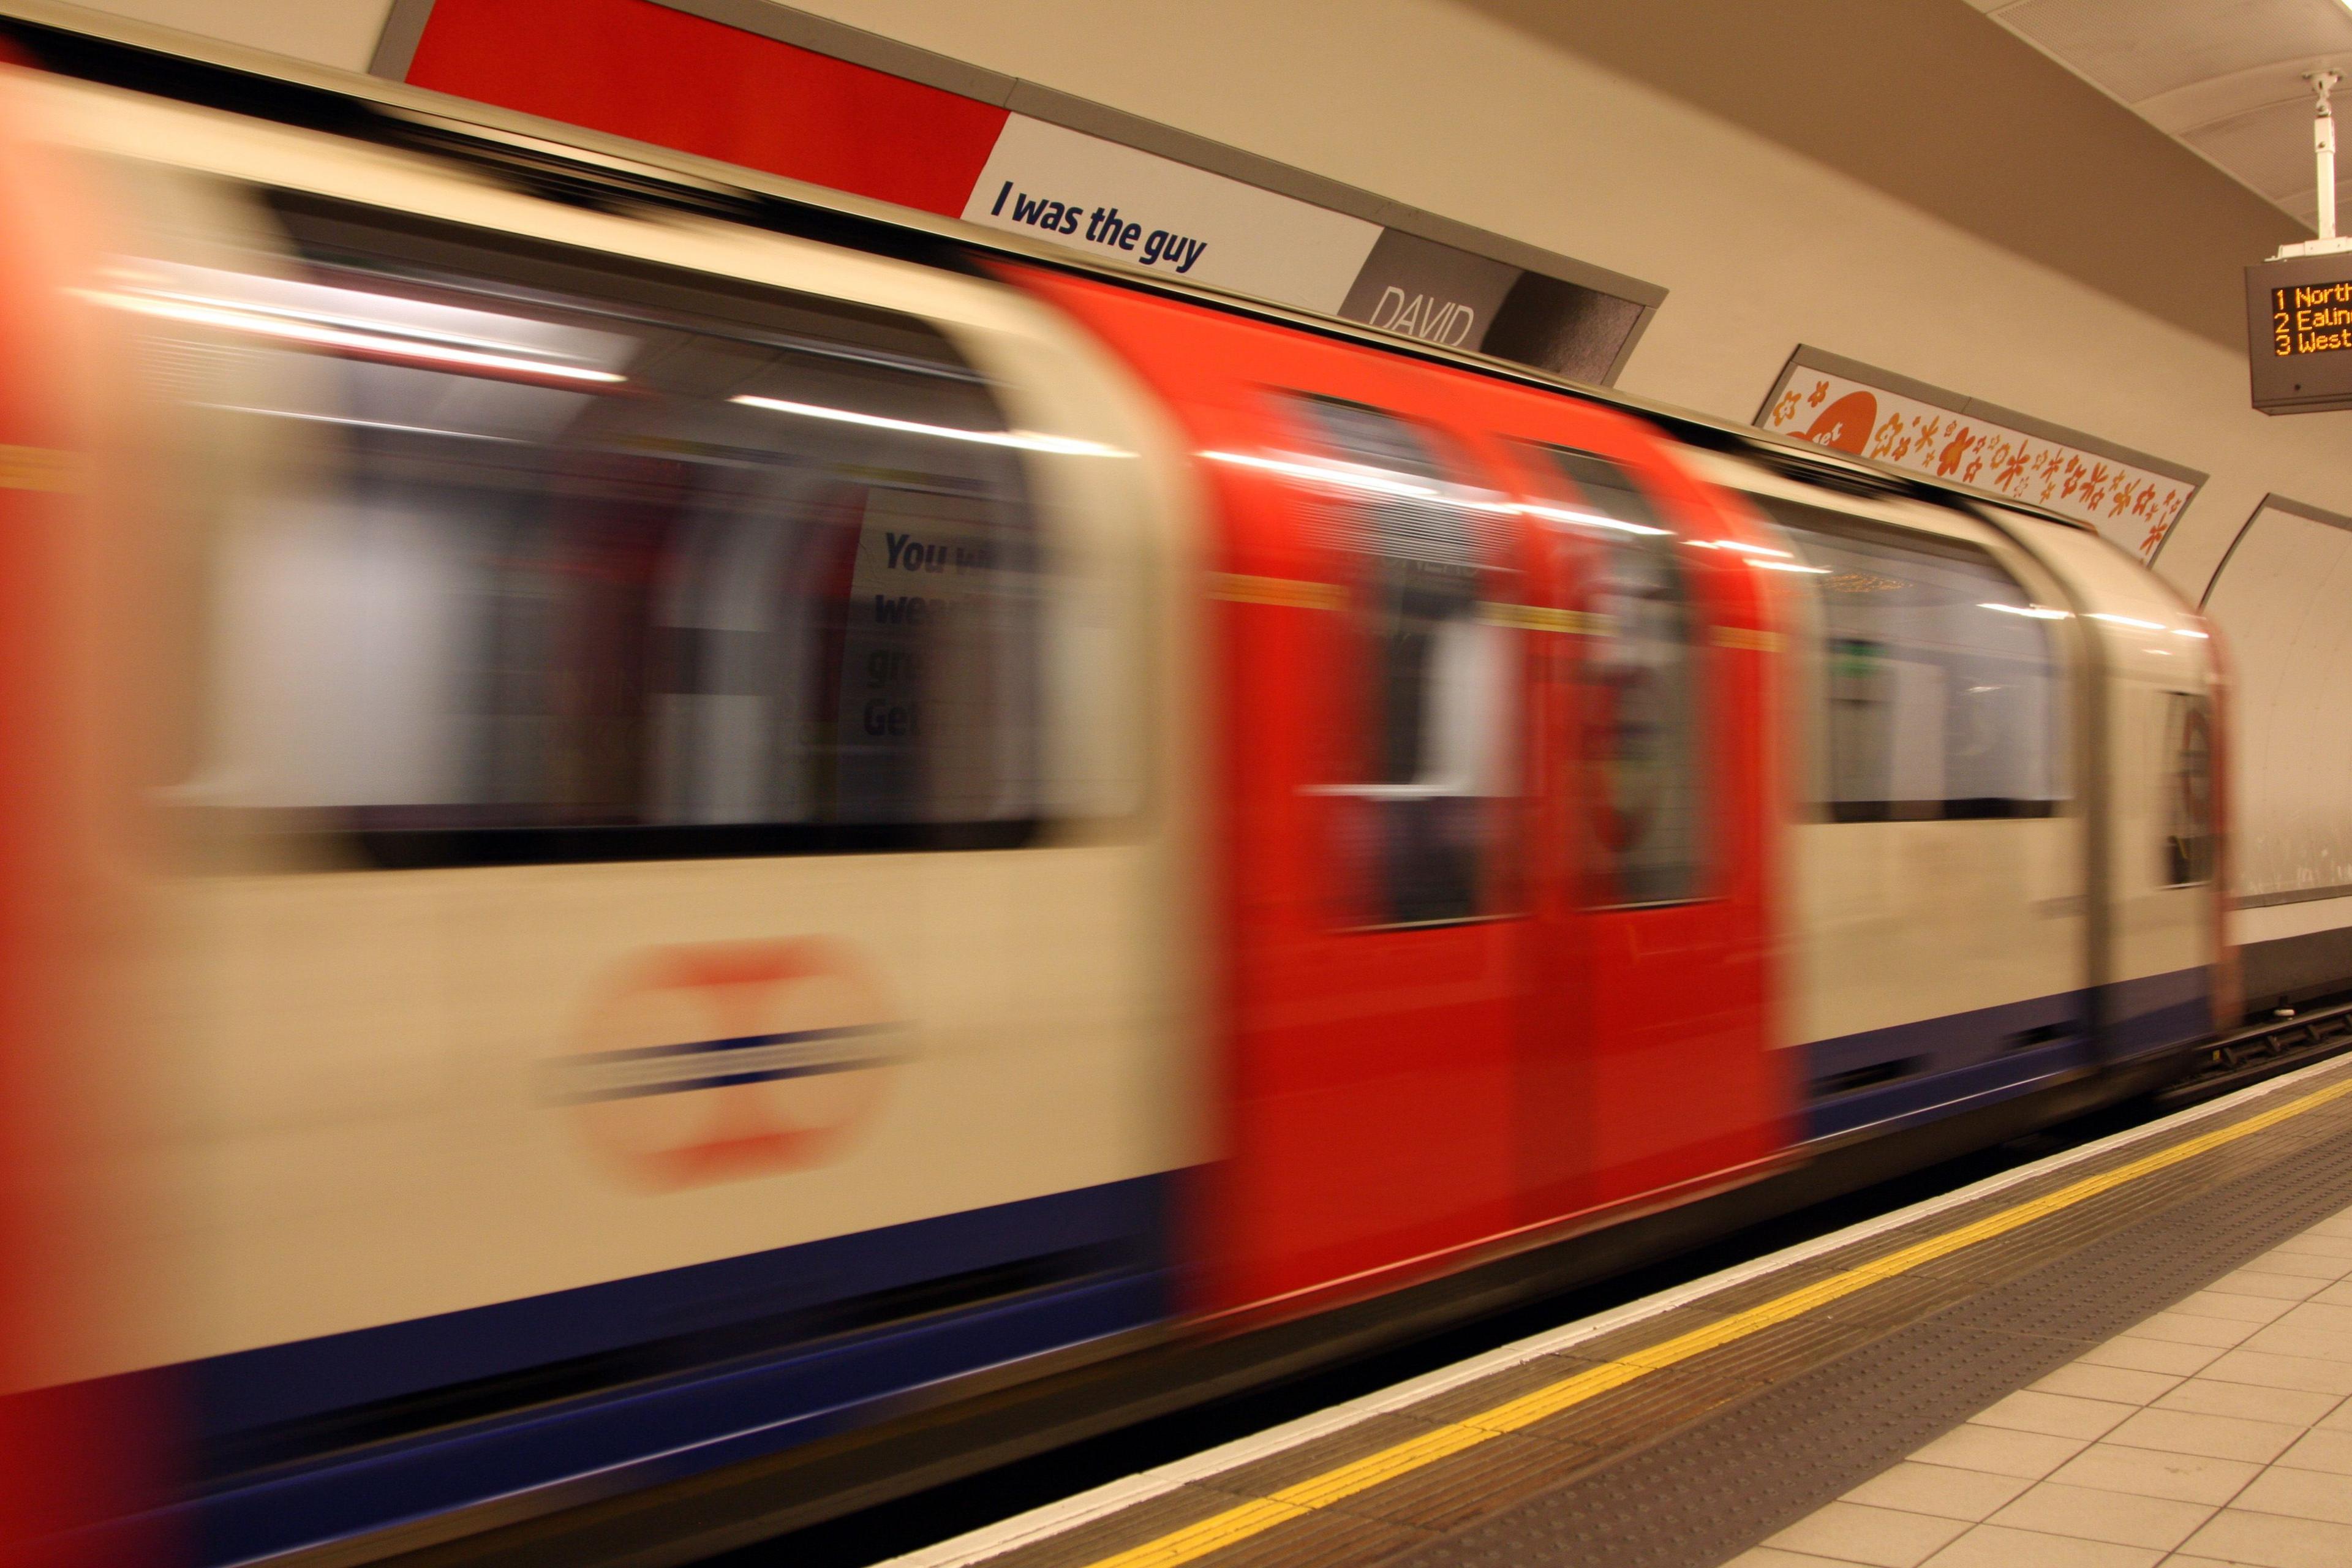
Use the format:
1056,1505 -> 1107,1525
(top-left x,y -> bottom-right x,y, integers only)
0,20 -> 2233,1567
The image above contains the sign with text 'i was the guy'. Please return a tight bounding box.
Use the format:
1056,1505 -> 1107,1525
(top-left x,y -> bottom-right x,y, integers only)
400,0 -> 1660,385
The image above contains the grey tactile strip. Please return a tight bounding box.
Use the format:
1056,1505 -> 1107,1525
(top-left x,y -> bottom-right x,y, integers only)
1389,1111 -> 2352,1567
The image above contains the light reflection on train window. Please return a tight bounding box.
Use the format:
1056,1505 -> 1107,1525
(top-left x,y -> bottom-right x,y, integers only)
1284,394 -> 1519,929
1763,503 -> 2066,823
1523,445 -> 1707,908
2162,691 -> 2215,886
178,205 -> 1044,865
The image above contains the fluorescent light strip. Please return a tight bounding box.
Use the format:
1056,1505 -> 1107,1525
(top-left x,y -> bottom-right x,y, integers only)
1515,502 -> 1671,537
1200,450 -> 1441,499
1200,456 -> 1687,534
200,404 -> 527,443
2174,628 -> 2212,639
2088,612 -> 2168,631
132,284 -> 563,360
1980,602 -> 2072,620
80,290 -> 625,385
1751,559 -> 1830,574
734,395 -> 1128,456
1688,538 -> 1796,559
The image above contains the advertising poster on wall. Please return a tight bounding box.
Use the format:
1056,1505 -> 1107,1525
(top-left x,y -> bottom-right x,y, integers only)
1757,349 -> 2205,561
398,0 -> 1662,384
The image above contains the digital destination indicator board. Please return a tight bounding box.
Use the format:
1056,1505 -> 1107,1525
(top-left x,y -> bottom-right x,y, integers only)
2272,277 -> 2352,355
2249,253 -> 2352,413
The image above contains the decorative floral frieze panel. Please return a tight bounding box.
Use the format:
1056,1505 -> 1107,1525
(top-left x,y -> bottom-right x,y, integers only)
1759,363 -> 2199,561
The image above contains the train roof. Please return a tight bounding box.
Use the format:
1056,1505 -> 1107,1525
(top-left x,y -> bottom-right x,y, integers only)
0,0 -> 2098,540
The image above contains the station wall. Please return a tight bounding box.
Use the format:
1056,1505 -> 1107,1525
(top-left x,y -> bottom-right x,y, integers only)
61,0 -> 392,72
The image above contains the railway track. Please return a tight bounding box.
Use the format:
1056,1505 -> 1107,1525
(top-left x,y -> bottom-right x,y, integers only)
2163,994 -> 2352,1107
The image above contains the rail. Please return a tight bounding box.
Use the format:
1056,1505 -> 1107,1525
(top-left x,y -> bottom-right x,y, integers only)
2162,993 -> 2352,1107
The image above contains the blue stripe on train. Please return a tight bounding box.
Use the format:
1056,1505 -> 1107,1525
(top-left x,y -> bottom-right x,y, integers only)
1801,967 -> 2212,1142
2101,967 -> 2213,1061
1801,989 -> 2094,1142
181,1174 -> 1173,1566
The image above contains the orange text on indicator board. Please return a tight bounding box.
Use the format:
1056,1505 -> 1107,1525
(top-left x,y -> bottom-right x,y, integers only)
2272,281 -> 2352,356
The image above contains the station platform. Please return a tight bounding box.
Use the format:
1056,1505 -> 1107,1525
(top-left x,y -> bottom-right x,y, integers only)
886,1056 -> 2352,1568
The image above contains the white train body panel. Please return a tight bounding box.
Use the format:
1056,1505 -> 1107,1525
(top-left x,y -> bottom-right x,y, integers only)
1690,451 -> 2095,1139
2009,518 -> 2222,1050
14,66 -> 1208,1378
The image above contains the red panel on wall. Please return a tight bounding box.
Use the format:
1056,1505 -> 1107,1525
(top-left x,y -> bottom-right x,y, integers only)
407,0 -> 1008,216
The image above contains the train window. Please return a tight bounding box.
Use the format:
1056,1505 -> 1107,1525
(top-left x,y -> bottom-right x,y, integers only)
1521,445 -> 1706,907
1763,504 -> 2065,822
1283,395 -> 1518,927
174,199 -> 1053,865
2162,692 -> 2215,885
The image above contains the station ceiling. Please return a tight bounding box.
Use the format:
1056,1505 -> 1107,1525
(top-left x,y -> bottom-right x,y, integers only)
1462,0 -> 2304,351
1976,0 -> 2352,231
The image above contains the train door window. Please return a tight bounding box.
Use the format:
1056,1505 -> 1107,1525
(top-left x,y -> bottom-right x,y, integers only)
1282,394 -> 1518,927
1520,443 -> 1706,907
1762,503 -> 2065,821
2161,692 -> 2215,885
172,197 -> 1056,865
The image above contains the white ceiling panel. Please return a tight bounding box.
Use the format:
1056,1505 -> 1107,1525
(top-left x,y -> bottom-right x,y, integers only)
2185,99 -> 2341,200
1981,0 -> 2352,230
1996,0 -> 2352,103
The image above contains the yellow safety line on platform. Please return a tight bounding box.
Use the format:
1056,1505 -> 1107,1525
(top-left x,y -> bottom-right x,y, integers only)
1077,1072 -> 2352,1568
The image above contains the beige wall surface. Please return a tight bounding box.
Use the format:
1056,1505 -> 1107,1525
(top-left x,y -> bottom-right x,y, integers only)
67,0 -> 392,72
1457,0 -> 2302,353
737,0 -> 2338,602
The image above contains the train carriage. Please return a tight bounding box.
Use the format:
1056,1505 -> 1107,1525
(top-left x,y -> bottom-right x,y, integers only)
0,28 -> 2230,1568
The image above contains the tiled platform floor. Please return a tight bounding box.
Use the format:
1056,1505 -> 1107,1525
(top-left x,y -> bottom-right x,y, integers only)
1730,1203 -> 2352,1568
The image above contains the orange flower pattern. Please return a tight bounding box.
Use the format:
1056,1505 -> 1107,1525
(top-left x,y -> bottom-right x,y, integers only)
1761,371 -> 2191,561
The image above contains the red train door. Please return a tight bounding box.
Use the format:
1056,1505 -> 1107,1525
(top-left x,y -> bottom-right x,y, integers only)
1207,368 -> 1535,1311
1005,274 -> 1539,1311
1479,420 -> 1785,1220
1009,263 -> 1785,1322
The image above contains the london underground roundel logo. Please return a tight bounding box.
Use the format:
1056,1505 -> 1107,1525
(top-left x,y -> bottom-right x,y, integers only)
549,940 -> 906,1188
